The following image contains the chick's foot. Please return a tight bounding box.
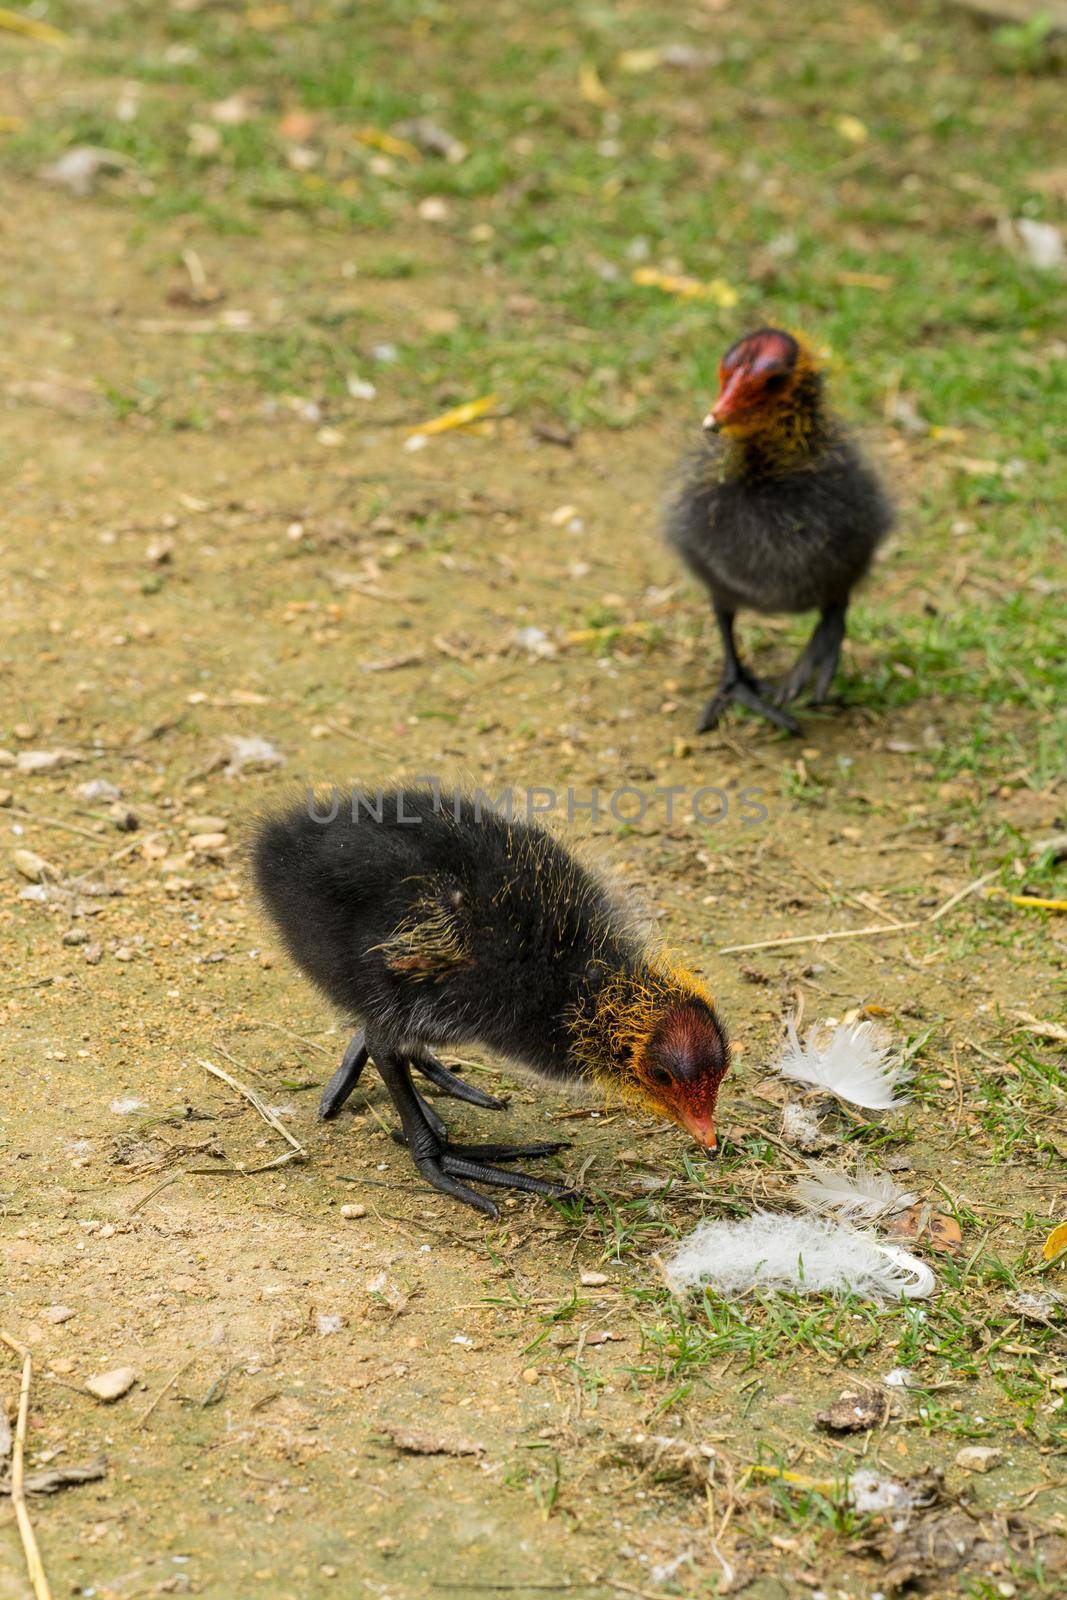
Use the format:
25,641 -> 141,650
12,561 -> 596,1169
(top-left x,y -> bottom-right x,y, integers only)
698,673 -> 799,735
379,1054 -> 574,1218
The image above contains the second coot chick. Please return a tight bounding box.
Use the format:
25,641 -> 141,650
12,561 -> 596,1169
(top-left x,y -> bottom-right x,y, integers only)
253,790 -> 730,1218
665,327 -> 893,735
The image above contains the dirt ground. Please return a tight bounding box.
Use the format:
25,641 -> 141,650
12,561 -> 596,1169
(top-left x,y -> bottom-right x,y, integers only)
1,19 -> 1065,1598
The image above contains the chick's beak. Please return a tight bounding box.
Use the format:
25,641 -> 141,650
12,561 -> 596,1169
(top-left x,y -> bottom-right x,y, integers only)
669,1103 -> 718,1154
704,370 -> 748,434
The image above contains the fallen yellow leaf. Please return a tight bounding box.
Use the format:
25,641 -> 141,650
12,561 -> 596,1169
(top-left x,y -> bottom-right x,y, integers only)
632,267 -> 738,308
985,888 -> 1067,913
565,620 -> 654,645
745,1463 -> 836,1493
837,271 -> 892,290
579,63 -> 611,107
353,126 -> 421,161
835,114 -> 869,144
1042,1222 -> 1067,1262
0,5 -> 69,46
617,47 -> 663,74
408,393 -> 500,438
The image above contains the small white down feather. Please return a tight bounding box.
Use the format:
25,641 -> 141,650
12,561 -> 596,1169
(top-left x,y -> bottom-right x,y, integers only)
663,1211 -> 935,1301
793,1159 -> 917,1222
775,1017 -> 912,1109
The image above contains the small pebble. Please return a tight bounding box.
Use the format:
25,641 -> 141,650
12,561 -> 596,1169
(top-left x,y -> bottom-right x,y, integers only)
189,832 -> 228,852
44,1305 -> 75,1324
185,814 -> 227,834
956,1445 -> 1003,1473
580,1271 -> 609,1287
340,1203 -> 366,1219
145,536 -> 175,565
16,750 -> 73,774
76,778 -> 121,802
520,1367 -> 540,1386
62,928 -> 90,946
85,1366 -> 138,1403
13,849 -> 56,882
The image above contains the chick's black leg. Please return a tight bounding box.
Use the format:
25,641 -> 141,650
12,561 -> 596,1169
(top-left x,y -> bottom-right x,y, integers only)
375,1052 -> 499,1216
371,1046 -> 572,1219
775,603 -> 847,707
698,604 -> 799,735
411,1048 -> 507,1111
412,1088 -> 448,1142
318,1030 -> 369,1120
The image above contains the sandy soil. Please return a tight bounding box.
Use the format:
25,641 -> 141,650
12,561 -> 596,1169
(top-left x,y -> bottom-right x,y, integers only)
1,180 -> 1064,1600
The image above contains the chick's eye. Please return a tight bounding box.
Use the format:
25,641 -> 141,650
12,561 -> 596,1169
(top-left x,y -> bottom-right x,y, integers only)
647,1065 -> 672,1088
763,371 -> 787,393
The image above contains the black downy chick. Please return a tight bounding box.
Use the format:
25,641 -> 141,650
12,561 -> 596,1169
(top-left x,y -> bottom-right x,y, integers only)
253,790 -> 730,1218
665,327 -> 894,735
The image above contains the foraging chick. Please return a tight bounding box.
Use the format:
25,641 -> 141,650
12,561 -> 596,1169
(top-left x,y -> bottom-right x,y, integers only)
253,789 -> 729,1217
665,328 -> 893,735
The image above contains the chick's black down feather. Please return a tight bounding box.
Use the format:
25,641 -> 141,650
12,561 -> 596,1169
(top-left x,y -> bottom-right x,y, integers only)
253,790 -> 640,1083
666,433 -> 893,618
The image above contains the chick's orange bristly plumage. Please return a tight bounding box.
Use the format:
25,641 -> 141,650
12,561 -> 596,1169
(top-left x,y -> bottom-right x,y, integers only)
253,791 -> 730,1216
569,958 -> 725,1149
667,327 -> 894,734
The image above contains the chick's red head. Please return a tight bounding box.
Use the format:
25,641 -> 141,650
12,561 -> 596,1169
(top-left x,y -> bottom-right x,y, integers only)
705,327 -> 805,437
635,997 -> 730,1151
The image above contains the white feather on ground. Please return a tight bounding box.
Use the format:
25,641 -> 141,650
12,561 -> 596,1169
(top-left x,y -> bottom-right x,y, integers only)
794,1158 -> 917,1222
663,1212 -> 935,1300
774,1017 -> 912,1109
781,1099 -> 832,1153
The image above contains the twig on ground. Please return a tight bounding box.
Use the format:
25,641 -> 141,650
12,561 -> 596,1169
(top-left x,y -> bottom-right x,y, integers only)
9,808 -> 108,843
244,1019 -> 334,1055
0,977 -> 56,997
128,1170 -> 185,1216
0,1330 -> 52,1600
186,1149 -> 304,1176
718,870 -> 997,954
137,1354 -> 199,1429
199,1058 -> 306,1157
